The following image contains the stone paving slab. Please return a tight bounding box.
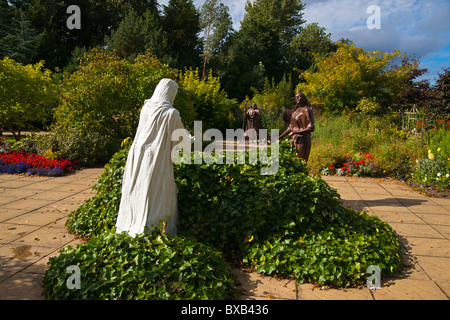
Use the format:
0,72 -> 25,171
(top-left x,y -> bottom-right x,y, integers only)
0,168 -> 103,300
0,170 -> 449,300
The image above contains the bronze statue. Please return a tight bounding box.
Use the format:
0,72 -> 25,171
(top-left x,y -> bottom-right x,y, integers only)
279,93 -> 315,163
244,102 -> 261,140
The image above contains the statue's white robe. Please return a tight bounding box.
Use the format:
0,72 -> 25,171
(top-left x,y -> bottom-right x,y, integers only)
116,79 -> 187,237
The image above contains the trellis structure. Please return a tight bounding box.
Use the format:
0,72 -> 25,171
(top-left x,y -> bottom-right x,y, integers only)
395,105 -> 425,134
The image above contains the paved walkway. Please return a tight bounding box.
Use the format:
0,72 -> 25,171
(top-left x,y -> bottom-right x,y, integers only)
0,169 -> 449,300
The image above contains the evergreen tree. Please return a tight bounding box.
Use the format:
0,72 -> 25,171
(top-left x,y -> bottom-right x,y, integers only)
426,67 -> 450,126
0,0 -> 15,59
216,0 -> 306,100
6,11 -> 41,65
239,0 -> 305,78
162,0 -> 202,70
105,8 -> 166,61
289,23 -> 337,72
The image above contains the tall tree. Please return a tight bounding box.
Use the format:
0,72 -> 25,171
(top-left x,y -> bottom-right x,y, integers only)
105,8 -> 167,61
6,11 -> 41,65
5,0 -> 160,70
199,0 -> 233,79
0,0 -> 15,59
289,23 -> 337,72
239,0 -> 305,77
162,0 -> 202,70
426,67 -> 450,126
216,0 -> 306,100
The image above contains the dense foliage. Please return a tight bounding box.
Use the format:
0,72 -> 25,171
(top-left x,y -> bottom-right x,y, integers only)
0,57 -> 58,141
308,114 -> 428,179
60,140 -> 402,297
38,50 -> 235,166
297,43 -> 414,115
43,50 -> 179,165
44,230 -> 235,300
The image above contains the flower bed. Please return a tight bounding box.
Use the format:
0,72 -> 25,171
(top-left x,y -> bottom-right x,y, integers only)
0,151 -> 77,176
412,147 -> 450,189
322,152 -> 376,177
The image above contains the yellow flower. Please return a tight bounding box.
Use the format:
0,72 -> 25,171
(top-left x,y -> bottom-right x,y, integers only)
428,153 -> 435,160
244,235 -> 254,243
428,149 -> 432,153
437,148 -> 442,152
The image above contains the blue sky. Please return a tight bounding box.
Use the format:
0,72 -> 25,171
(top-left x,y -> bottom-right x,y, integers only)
158,0 -> 450,83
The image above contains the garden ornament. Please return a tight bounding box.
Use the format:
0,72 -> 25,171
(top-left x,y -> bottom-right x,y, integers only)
279,92 -> 315,163
116,78 -> 190,237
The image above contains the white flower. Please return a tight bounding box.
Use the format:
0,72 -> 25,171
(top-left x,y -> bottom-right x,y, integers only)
446,174 -> 450,178
437,173 -> 442,177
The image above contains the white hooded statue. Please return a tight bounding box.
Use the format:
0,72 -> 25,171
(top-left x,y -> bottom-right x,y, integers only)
116,78 -> 188,237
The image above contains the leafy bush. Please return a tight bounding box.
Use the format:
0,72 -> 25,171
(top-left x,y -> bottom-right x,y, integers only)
175,143 -> 340,254
308,114 -> 427,179
250,74 -> 295,132
0,57 -> 58,141
297,43 -> 413,114
49,49 -> 182,166
44,230 -> 235,300
10,134 -> 40,154
63,139 -> 402,290
181,69 -> 237,132
37,126 -> 118,167
244,209 -> 401,287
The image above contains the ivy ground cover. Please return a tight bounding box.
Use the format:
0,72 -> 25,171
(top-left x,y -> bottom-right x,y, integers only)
45,141 -> 402,299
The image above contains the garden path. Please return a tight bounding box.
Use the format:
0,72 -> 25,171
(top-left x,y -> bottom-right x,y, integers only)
0,169 -> 448,300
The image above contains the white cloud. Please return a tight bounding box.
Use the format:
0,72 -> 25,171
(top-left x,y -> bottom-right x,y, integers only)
157,0 -> 449,80
303,0 -> 450,80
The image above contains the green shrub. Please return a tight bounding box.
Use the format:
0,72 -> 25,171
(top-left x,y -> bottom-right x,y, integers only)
309,114 -> 427,179
308,142 -> 347,175
50,49 -> 185,165
175,143 -> 341,254
10,134 -> 40,153
44,230 -> 235,300
37,127 -> 119,166
428,124 -> 450,156
181,69 -> 237,132
63,139 -> 402,289
250,74 -> 295,132
243,209 -> 402,287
